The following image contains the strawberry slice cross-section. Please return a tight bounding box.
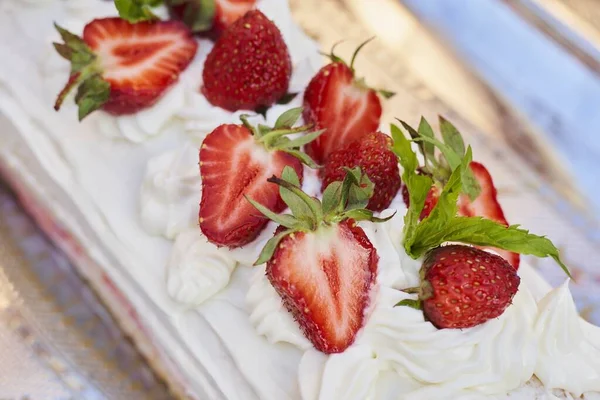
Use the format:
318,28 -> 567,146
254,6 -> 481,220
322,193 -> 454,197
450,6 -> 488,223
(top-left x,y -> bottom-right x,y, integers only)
248,167 -> 391,353
53,17 -> 198,120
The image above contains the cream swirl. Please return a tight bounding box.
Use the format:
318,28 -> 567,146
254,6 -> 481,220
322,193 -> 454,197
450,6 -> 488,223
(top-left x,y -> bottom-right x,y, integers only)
246,265 -> 312,350
167,229 -> 236,306
534,280 -> 600,396
140,143 -> 201,239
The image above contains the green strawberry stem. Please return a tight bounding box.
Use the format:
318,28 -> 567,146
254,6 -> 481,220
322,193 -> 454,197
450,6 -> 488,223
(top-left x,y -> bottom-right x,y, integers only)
239,108 -> 323,167
249,166 -> 390,265
396,299 -> 422,310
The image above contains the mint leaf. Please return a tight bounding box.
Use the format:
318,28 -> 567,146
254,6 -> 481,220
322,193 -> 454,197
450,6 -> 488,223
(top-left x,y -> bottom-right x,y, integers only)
411,217 -> 570,277
391,123 -> 434,246
405,147 -> 471,254
417,117 -> 436,165
439,116 -> 466,157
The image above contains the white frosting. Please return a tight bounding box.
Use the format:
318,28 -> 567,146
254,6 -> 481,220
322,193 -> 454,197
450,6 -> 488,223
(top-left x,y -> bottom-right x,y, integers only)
167,229 -> 236,306
140,143 -> 201,239
534,280 -> 600,396
246,265 -> 312,350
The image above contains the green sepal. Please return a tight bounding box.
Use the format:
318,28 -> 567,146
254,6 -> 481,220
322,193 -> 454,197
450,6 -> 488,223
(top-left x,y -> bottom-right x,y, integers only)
395,299 -> 422,310
274,107 -> 303,129
253,229 -> 293,266
115,0 -> 163,23
53,24 -> 109,120
172,0 -> 217,32
248,167 -> 387,265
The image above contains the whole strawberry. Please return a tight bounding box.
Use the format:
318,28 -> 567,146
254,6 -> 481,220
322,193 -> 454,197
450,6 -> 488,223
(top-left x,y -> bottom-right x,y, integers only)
202,10 -> 292,111
199,108 -> 322,248
303,40 -> 394,164
249,167 -> 389,353
53,18 -> 197,120
321,132 -> 401,211
400,245 -> 520,329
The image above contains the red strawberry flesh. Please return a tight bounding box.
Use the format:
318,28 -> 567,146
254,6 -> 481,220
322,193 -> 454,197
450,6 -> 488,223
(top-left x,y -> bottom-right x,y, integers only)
82,18 -> 198,115
421,245 -> 520,329
303,63 -> 382,164
199,124 -> 302,247
267,221 -> 378,353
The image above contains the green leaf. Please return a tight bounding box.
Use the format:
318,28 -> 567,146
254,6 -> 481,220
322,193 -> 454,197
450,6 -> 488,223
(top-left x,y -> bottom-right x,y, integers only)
417,117 -> 436,165
267,175 -> 323,228
279,167 -> 312,220
282,149 -> 319,169
350,36 -> 375,71
414,135 -> 462,170
377,89 -> 396,99
253,229 -> 293,265
347,171 -> 374,211
274,107 -> 303,129
179,0 -> 217,32
115,0 -> 162,22
391,123 -> 418,174
411,217 -> 571,277
245,196 -> 298,229
342,209 -> 395,223
74,74 -> 110,121
276,129 -> 325,149
276,92 -> 299,105
439,116 -> 466,157
322,181 -> 343,216
395,299 -> 422,310
391,123 -> 434,244
405,149 -> 468,254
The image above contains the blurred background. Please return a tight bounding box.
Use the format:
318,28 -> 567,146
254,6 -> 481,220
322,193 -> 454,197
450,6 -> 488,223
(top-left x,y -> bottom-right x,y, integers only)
1,0 -> 600,398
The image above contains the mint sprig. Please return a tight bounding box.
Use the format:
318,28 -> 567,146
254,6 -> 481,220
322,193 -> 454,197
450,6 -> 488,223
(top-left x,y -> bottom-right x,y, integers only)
392,120 -> 571,277
248,167 -> 393,265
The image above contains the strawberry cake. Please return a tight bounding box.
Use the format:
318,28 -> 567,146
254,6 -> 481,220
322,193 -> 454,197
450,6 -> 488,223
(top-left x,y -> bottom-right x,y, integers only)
1,1 -> 600,399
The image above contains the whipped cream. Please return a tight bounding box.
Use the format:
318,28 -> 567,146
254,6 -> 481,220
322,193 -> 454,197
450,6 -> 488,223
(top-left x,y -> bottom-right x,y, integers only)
534,280 -> 600,396
246,265 -> 312,350
167,229 -> 237,306
140,143 -> 201,239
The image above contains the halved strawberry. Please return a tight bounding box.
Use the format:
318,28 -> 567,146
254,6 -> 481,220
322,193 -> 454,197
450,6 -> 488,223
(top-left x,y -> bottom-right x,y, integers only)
53,18 -> 198,120
303,41 -> 393,164
199,108 -> 322,248
248,168 -> 387,353
268,220 -> 377,353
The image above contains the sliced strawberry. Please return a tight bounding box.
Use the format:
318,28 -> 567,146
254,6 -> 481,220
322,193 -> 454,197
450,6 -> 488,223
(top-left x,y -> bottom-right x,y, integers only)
213,0 -> 256,36
267,220 -> 378,353
53,18 -> 197,119
303,62 -> 382,164
458,162 -> 520,268
199,124 -> 303,247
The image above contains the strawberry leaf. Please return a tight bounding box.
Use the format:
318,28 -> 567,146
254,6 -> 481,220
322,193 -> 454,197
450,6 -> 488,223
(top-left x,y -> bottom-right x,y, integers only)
115,0 -> 163,23
74,74 -> 111,121
254,228 -> 293,266
274,107 -> 303,129
280,167 -> 312,220
244,196 -> 298,229
342,209 -> 395,223
169,0 -> 217,32
322,181 -> 343,216
276,129 -> 326,150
